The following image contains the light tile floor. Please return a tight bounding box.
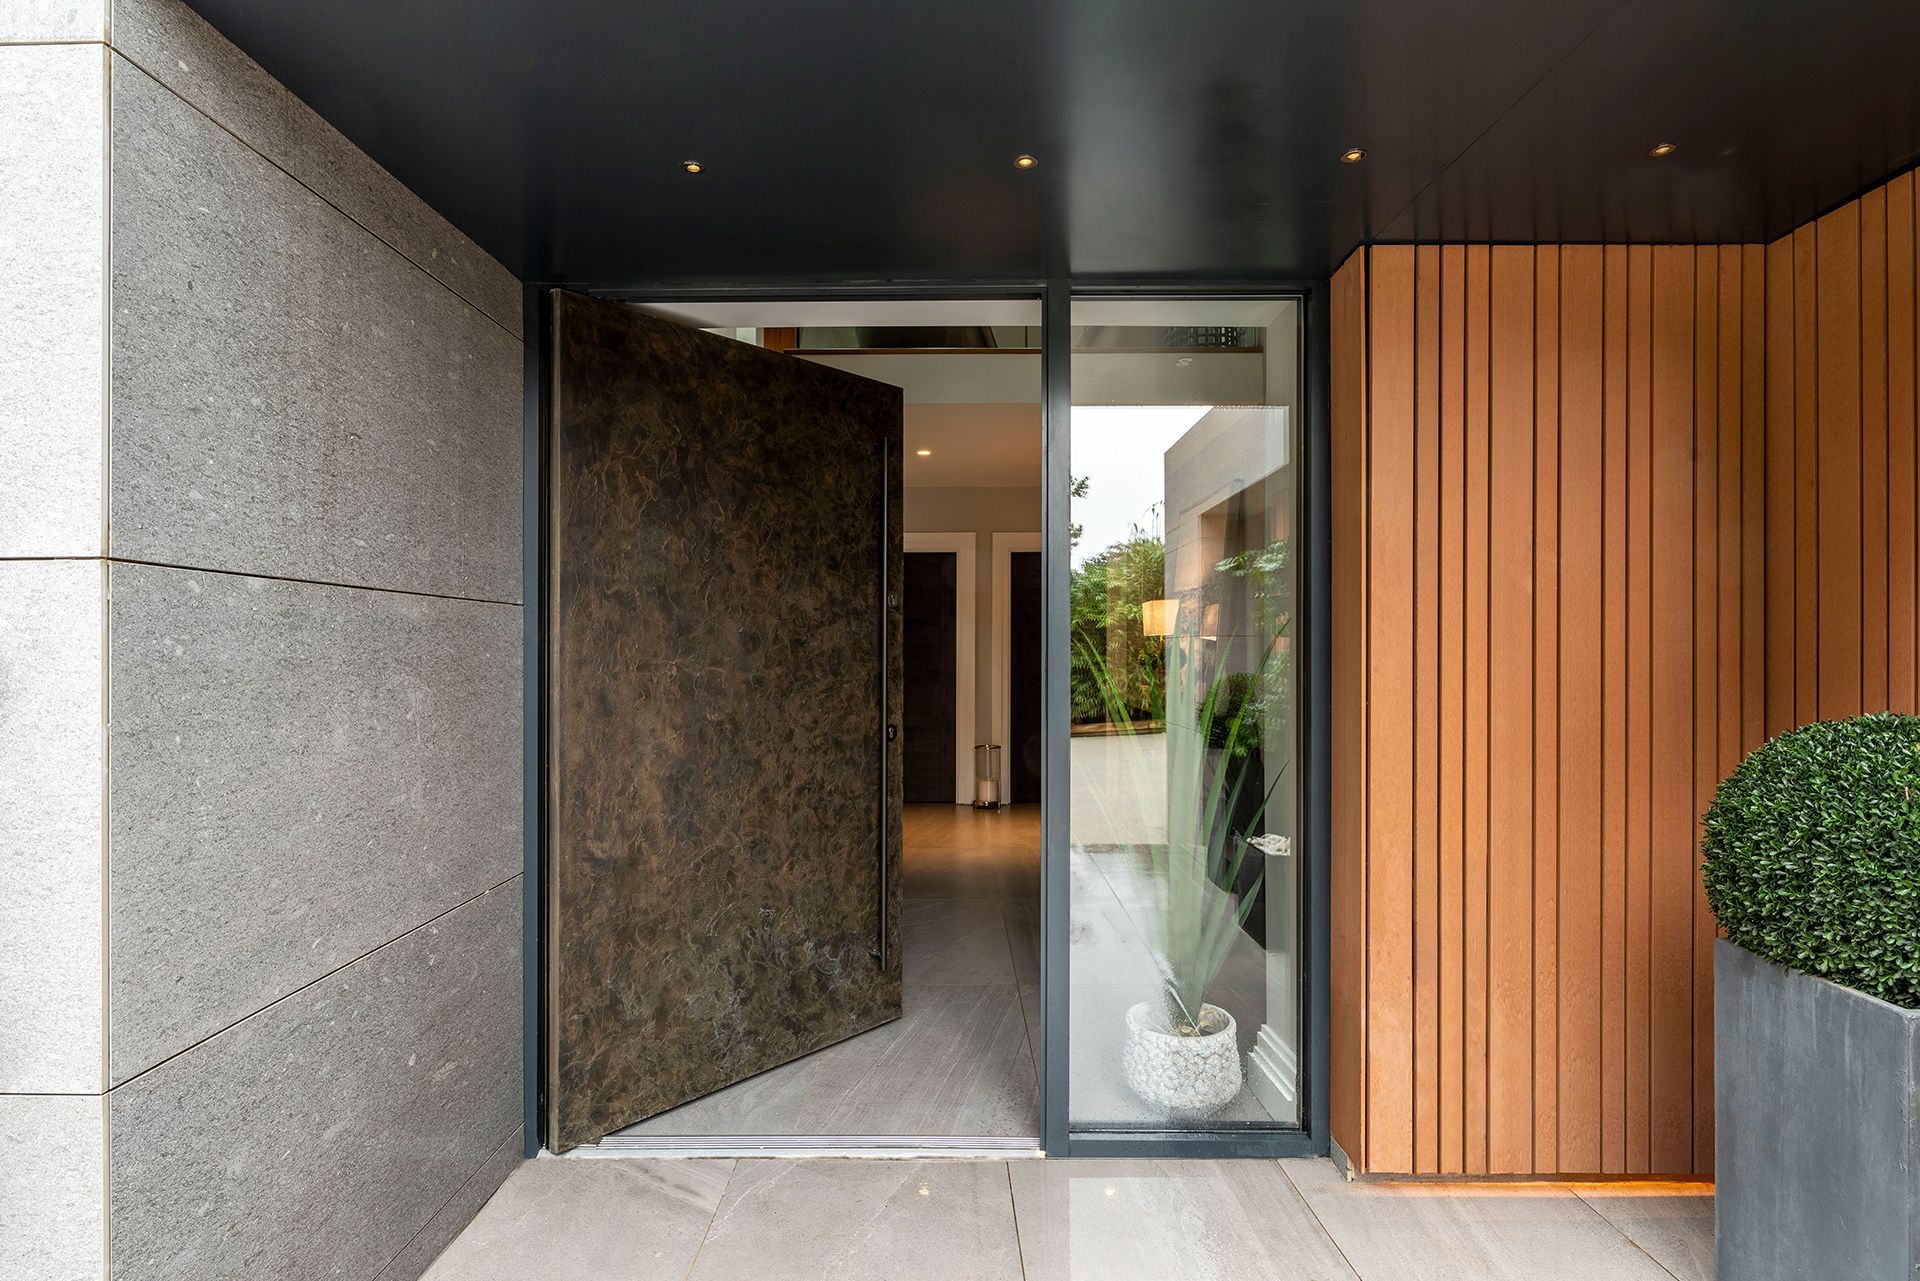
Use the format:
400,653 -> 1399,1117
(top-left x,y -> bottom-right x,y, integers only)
608,794 -> 1290,1142
609,805 -> 1044,1140
423,1155 -> 1714,1281
452,797 -> 1713,1278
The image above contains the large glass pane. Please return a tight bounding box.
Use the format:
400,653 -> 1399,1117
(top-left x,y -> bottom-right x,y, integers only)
1066,298 -> 1301,1130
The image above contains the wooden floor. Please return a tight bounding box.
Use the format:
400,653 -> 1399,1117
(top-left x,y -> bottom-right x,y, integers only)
609,804 -> 1042,1141
426,1156 -> 1714,1281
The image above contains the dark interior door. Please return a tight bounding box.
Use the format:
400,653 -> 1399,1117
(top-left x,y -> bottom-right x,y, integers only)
546,291 -> 903,1152
902,552 -> 957,803
1008,550 -> 1043,803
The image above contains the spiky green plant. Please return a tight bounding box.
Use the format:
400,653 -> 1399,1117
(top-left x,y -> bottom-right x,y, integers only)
1076,627 -> 1288,1035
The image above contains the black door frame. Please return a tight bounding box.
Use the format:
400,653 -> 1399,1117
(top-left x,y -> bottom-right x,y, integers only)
520,278 -> 1332,1160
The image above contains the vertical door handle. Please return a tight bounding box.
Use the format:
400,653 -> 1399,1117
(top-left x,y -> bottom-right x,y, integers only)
874,433 -> 891,967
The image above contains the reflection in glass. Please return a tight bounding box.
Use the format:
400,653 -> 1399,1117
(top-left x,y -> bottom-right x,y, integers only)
1068,300 -> 1300,1129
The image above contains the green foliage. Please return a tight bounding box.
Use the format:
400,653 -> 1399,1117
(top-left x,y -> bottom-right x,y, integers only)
1068,475 -> 1090,550
1202,672 -> 1260,753
1215,538 -> 1291,637
1702,712 -> 1920,1008
1207,537 -> 1295,757
1069,531 -> 1167,724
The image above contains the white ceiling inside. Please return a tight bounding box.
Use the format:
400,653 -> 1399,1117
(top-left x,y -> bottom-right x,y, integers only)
900,403 -> 1041,489
800,349 -> 1266,407
802,351 -> 1041,404
636,298 -> 1041,328
636,297 -> 1292,330
617,306 -> 1284,494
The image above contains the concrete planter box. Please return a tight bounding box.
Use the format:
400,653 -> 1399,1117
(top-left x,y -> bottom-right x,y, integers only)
1715,939 -> 1919,1280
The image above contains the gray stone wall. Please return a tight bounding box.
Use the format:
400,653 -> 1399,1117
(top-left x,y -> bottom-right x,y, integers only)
1,4 -> 524,1278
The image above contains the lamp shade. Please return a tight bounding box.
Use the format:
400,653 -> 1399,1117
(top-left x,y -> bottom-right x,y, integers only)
1141,597 -> 1179,637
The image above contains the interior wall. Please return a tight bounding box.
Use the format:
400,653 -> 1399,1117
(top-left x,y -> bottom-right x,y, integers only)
906,485 -> 1044,778
1,3 -> 524,1277
1330,170 -> 1920,1177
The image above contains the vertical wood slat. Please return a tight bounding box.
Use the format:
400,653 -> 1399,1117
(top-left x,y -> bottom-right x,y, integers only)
1463,244 -> 1493,1174
1625,243 -> 1654,1173
1818,205 -> 1864,717
1714,247 -> 1743,769
1648,246 -> 1695,1174
1704,245 -> 1735,1175
1330,173 -> 1916,1176
1366,247 -> 1418,1176
1557,245 -> 1605,1176
1740,243 -> 1767,753
1862,189 -> 1890,711
1705,245 -> 1743,1171
1600,244 -> 1630,1174
1413,245 -> 1444,1174
1438,245 -> 1469,1174
1765,235 -> 1798,737
1328,252 -> 1369,1163
1793,226 -> 1820,724
1532,247 -> 1561,1174
1487,246 -> 1536,1174
1888,173 -> 1918,714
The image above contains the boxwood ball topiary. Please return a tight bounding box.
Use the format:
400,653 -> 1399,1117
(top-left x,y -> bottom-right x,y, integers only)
1702,712 -> 1920,1009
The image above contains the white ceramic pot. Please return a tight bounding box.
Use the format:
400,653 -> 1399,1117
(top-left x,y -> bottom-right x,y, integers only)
1121,1001 -> 1242,1115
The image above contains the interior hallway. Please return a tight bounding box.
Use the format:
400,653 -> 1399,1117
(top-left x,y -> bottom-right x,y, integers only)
605,805 -> 1042,1142
421,1155 -> 1713,1281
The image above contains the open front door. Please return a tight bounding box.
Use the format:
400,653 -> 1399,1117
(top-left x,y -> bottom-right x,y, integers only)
546,291 -> 903,1151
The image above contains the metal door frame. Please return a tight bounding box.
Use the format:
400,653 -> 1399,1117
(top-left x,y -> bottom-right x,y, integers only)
520,277 -> 1332,1160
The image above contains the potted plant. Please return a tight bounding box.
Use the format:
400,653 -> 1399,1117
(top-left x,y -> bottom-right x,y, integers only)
1702,712 -> 1920,1281
1077,624 -> 1285,1117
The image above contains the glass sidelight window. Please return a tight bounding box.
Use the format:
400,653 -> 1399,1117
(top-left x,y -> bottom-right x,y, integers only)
1064,298 -> 1303,1132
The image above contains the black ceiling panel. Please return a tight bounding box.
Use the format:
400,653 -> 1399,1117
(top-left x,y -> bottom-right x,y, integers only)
1377,0 -> 1920,246
1054,0 -> 1622,277
178,0 -> 1920,282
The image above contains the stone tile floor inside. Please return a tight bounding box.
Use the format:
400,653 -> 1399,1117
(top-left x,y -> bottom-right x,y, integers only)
423,1155 -> 1714,1281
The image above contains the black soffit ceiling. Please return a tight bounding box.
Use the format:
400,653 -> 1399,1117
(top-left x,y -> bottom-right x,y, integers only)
180,0 -> 1920,284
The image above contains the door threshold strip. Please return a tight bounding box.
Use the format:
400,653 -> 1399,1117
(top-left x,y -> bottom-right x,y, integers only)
572,1135 -> 1045,1160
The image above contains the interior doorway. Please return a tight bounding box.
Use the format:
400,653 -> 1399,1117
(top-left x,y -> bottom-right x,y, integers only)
902,549 -> 959,803
902,532 -> 975,804
546,295 -> 1045,1152
1006,549 -> 1044,803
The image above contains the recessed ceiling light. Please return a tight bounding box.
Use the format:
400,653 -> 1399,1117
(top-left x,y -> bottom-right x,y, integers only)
681,160 -> 703,174
1014,154 -> 1038,170
1339,147 -> 1367,164
1647,142 -> 1677,158
916,448 -> 933,456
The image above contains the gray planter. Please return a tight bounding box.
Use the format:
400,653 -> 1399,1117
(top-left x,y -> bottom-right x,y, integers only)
1715,939 -> 1919,1281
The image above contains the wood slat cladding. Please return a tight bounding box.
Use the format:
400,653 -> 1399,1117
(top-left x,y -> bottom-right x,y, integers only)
1329,171 -> 1920,1176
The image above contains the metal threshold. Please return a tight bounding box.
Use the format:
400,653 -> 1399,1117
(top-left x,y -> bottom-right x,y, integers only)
574,1134 -> 1045,1160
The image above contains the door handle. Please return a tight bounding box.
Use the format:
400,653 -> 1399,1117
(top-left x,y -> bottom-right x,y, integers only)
874,434 -> 892,969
